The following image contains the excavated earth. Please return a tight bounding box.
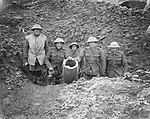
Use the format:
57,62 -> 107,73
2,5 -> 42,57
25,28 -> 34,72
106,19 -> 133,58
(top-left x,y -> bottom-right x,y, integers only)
0,0 -> 150,119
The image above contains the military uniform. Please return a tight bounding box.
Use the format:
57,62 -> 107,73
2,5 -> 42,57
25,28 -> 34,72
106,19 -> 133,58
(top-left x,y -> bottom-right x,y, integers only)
45,47 -> 69,83
106,49 -> 127,78
68,49 -> 80,58
68,42 -> 80,58
79,46 -> 106,79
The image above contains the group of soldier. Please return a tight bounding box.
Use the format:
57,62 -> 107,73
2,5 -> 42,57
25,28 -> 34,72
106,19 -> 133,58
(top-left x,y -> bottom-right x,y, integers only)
23,24 -> 128,85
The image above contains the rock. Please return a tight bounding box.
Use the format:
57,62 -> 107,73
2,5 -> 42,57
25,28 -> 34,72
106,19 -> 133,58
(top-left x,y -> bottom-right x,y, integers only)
29,116 -> 51,119
12,115 -> 26,119
29,116 -> 41,119
124,33 -> 131,38
3,98 -> 10,105
1,0 -> 150,118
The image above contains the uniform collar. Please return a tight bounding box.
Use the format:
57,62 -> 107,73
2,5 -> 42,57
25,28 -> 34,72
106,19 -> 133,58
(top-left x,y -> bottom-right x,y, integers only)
32,33 -> 41,38
56,47 -> 63,51
112,50 -> 118,55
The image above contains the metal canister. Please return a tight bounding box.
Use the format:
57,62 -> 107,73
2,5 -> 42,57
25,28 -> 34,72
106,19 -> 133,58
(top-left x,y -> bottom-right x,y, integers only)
63,58 -> 79,84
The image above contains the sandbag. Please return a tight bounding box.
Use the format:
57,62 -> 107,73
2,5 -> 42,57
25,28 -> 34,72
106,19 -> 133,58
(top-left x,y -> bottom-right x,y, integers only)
63,58 -> 78,84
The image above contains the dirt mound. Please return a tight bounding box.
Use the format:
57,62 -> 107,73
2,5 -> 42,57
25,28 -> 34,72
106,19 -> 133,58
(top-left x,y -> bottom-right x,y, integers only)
55,77 -> 150,119
0,0 -> 150,74
2,81 -> 64,118
2,76 -> 150,119
0,0 -> 150,118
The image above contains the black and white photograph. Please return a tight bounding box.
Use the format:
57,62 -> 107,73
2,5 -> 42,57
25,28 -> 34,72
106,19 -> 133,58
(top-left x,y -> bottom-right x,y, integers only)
0,0 -> 150,118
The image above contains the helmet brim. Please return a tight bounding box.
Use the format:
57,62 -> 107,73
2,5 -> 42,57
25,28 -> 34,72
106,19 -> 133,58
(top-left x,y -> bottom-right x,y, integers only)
31,28 -> 43,31
87,41 -> 98,43
54,42 -> 65,44
108,46 -> 120,48
69,44 -> 79,49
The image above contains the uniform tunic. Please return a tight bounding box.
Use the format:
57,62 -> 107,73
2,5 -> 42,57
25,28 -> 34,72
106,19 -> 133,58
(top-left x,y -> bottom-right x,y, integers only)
45,47 -> 69,77
23,34 -> 49,71
68,49 -> 80,58
106,50 -> 127,78
79,47 -> 106,77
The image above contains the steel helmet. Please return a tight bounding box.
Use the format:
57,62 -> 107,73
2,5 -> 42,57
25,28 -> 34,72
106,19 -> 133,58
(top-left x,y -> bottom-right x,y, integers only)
108,41 -> 120,48
31,24 -> 43,30
87,37 -> 98,43
54,38 -> 65,44
69,42 -> 79,49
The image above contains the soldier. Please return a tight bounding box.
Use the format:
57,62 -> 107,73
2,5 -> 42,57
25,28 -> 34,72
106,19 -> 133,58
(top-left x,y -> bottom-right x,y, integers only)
45,38 -> 68,85
106,41 -> 128,78
23,24 -> 49,84
68,42 -> 80,58
143,0 -> 150,13
78,36 -> 106,80
143,25 -> 150,51
68,42 -> 83,78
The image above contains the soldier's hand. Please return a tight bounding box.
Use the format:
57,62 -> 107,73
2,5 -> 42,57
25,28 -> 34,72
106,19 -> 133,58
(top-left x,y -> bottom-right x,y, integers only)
74,57 -> 80,62
123,72 -> 132,77
48,66 -> 53,71
23,62 -> 28,66
68,56 -> 73,60
48,74 -> 53,78
25,62 -> 28,66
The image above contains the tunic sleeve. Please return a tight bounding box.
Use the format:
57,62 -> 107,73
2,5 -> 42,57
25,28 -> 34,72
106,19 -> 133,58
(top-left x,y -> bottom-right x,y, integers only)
99,49 -> 106,74
45,48 -> 52,68
122,53 -> 128,73
44,39 -> 49,55
78,48 -> 85,62
23,39 -> 29,58
64,50 -> 69,59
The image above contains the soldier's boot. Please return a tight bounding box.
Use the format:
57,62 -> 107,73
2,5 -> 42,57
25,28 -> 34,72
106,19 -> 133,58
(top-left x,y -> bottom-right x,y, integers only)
59,78 -> 63,84
30,71 -> 38,84
46,76 -> 50,85
50,77 -> 56,85
47,76 -> 52,85
33,76 -> 38,84
54,77 -> 62,85
47,69 -> 55,85
40,69 -> 48,84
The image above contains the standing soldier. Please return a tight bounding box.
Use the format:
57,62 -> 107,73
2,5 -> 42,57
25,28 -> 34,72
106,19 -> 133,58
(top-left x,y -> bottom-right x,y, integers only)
23,24 -> 49,84
45,38 -> 68,85
68,42 -> 83,78
68,42 -> 80,58
106,41 -> 128,78
78,36 -> 106,80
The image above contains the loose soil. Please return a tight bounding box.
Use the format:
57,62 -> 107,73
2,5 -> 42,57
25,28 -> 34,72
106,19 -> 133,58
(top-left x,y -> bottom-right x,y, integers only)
0,0 -> 150,118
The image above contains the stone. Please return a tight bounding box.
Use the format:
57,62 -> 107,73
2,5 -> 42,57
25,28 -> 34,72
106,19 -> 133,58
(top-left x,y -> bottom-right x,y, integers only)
29,116 -> 51,119
125,33 -> 131,38
3,98 -> 10,105
12,115 -> 26,119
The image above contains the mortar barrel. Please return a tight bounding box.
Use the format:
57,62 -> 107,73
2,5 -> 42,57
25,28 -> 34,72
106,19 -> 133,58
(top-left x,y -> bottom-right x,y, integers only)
63,58 -> 78,84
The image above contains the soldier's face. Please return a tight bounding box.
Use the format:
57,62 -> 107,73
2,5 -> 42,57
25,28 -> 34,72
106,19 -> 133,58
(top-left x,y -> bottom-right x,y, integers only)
56,43 -> 63,49
33,29 -> 41,36
89,42 -> 97,47
71,45 -> 77,51
111,48 -> 117,52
